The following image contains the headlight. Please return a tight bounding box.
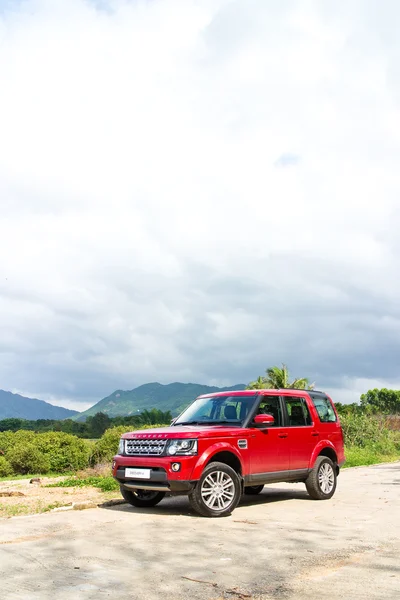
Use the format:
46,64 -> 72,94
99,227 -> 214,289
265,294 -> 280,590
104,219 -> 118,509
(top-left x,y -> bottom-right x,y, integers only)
167,439 -> 198,456
118,438 -> 125,455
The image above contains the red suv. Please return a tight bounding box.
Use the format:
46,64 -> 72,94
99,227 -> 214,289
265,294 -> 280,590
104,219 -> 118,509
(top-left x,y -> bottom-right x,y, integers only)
112,389 -> 345,517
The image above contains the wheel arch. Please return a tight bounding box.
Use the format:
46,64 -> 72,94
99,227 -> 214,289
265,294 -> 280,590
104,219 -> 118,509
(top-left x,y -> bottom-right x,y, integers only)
310,442 -> 339,473
191,443 -> 244,480
206,450 -> 242,474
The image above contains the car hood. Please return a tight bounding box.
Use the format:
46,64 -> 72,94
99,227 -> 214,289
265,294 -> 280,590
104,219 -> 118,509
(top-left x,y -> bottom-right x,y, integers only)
121,425 -> 247,439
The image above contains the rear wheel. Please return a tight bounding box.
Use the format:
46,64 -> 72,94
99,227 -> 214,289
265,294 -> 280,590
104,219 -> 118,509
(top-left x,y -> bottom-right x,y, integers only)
120,487 -> 166,508
189,462 -> 241,518
305,456 -> 337,500
244,485 -> 264,495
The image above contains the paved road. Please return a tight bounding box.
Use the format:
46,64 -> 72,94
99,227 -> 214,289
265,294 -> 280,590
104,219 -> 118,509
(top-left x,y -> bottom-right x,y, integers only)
1,463 -> 399,600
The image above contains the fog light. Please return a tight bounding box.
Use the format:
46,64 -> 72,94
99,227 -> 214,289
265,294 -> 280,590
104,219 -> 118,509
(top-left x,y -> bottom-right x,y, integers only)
171,462 -> 181,472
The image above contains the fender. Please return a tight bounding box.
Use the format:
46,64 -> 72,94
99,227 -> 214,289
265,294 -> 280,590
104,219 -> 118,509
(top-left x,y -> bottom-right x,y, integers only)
191,442 -> 245,481
309,440 -> 338,468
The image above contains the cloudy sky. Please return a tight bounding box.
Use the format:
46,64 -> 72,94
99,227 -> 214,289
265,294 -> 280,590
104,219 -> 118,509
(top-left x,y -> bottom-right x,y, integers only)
1,0 -> 400,411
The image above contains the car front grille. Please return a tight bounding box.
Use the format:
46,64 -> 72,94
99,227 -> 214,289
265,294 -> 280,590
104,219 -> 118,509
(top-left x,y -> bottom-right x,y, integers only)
125,439 -> 167,456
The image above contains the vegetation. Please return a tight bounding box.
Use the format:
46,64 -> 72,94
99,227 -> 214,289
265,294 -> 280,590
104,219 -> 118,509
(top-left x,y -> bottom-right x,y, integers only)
343,446 -> 400,468
0,456 -> 13,477
0,500 -> 72,518
0,408 -> 173,438
0,431 -> 91,475
46,476 -> 119,492
247,364 -> 314,390
0,423 -> 170,477
360,388 -> 400,413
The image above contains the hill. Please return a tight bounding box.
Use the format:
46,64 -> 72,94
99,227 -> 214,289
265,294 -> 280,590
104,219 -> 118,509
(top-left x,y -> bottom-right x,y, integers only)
0,390 -> 78,420
75,382 -> 246,421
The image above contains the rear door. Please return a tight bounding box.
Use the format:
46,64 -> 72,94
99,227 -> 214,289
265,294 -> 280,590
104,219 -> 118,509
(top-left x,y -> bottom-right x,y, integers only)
282,395 -> 318,471
249,395 -> 290,475
309,392 -> 345,464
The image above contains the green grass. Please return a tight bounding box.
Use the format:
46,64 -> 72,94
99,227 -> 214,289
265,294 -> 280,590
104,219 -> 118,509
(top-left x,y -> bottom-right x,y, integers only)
0,503 -> 31,517
343,446 -> 400,468
0,500 -> 71,518
42,501 -> 71,512
46,476 -> 119,492
0,471 -> 74,482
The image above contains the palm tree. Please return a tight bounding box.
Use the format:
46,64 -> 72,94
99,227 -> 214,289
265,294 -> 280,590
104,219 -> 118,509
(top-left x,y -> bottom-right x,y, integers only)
247,376 -> 266,390
247,364 -> 315,390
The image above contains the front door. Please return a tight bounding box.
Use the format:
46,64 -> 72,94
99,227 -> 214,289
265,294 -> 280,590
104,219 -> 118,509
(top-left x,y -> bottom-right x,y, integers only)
249,395 -> 290,477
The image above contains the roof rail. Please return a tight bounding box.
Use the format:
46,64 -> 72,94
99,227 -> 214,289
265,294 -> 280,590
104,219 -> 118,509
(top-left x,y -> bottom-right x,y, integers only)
275,388 -> 325,394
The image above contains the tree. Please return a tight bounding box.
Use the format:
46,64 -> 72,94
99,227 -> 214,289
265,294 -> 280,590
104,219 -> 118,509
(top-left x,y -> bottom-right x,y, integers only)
88,412 -> 112,438
138,408 -> 172,425
360,388 -> 400,414
247,364 -> 314,390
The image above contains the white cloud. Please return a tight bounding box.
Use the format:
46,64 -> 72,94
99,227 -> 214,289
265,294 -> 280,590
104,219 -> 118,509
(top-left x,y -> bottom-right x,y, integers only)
1,0 -> 400,409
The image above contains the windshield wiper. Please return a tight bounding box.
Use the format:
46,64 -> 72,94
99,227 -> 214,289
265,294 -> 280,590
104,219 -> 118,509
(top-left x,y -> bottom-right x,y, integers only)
199,420 -> 240,425
172,421 -> 205,426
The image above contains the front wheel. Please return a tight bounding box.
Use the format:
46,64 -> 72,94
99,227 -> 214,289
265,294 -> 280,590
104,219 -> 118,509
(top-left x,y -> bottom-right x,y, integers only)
244,485 -> 264,495
305,457 -> 337,500
189,462 -> 241,518
120,487 -> 166,508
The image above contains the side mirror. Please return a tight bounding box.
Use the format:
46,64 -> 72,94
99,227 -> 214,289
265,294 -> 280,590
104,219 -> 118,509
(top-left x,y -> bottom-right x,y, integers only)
253,413 -> 275,428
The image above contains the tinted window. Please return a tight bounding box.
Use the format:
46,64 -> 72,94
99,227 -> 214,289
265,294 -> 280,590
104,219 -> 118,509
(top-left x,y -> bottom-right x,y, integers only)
257,396 -> 283,427
285,397 -> 312,426
312,396 -> 337,423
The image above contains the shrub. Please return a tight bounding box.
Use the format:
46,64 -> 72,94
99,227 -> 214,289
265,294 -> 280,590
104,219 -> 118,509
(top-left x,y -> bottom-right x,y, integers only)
0,456 -> 13,477
341,413 -> 390,447
341,413 -> 399,455
7,443 -> 50,475
0,430 -> 36,454
2,431 -> 91,475
92,426 -> 129,464
35,432 -> 91,472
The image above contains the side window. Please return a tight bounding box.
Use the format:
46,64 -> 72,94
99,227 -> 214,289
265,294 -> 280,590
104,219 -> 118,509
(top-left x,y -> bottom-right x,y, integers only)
285,397 -> 312,426
311,397 -> 337,423
257,396 -> 283,427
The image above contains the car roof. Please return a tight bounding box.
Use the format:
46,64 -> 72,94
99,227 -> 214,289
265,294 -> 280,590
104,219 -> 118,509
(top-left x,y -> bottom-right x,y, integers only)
197,389 -> 326,399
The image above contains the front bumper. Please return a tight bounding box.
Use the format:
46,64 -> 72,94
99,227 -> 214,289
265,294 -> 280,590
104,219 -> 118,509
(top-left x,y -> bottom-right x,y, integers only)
112,455 -> 197,494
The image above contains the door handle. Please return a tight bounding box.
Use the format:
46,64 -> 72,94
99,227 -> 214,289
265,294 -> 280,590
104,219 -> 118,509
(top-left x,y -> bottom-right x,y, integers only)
311,432 -> 319,437
278,433 -> 288,438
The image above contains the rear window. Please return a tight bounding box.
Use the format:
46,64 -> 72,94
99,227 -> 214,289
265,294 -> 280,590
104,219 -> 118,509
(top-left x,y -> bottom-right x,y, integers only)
312,396 -> 337,423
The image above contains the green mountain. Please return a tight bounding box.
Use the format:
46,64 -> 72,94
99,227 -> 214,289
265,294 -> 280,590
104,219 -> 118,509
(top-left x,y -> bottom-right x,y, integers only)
75,382 -> 246,421
0,390 -> 78,420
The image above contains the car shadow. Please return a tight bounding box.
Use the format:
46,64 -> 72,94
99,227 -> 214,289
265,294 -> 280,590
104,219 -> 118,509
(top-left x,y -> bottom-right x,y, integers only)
99,486 -> 312,518
240,487 -> 312,506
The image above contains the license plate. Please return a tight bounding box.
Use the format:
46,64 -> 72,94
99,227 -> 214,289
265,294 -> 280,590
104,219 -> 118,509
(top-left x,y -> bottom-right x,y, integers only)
125,468 -> 151,479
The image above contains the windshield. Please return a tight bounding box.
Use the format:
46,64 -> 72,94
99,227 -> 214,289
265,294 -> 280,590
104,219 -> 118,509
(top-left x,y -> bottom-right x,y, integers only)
173,394 -> 258,427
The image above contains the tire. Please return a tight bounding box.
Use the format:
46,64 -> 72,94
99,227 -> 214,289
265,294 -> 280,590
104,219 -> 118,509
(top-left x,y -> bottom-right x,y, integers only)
120,487 -> 166,508
305,456 -> 337,500
244,485 -> 264,495
189,461 -> 241,518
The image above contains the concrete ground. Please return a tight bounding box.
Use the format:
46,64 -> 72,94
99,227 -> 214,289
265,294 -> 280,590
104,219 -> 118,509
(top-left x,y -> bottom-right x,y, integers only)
0,462 -> 399,600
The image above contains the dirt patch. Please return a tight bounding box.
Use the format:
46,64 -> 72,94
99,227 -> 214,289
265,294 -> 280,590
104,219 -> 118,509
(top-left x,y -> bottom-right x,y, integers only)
0,476 -> 122,518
